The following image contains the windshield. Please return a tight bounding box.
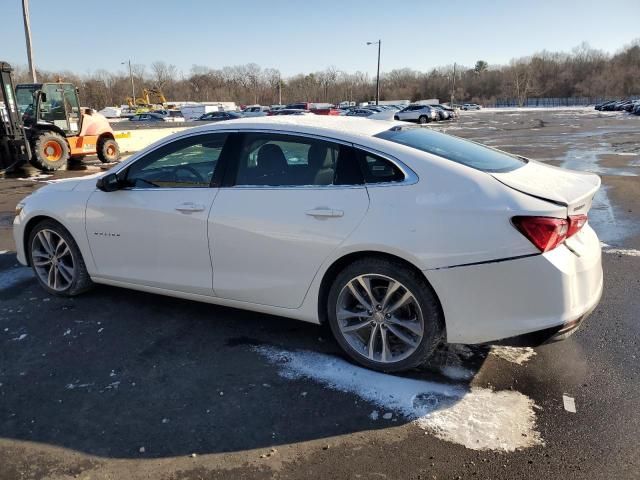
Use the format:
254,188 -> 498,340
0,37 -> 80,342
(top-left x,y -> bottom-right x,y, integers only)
15,85 -> 37,116
375,126 -> 526,173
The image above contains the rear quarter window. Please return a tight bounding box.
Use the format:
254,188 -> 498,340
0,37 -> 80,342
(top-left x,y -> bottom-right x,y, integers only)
375,127 -> 526,173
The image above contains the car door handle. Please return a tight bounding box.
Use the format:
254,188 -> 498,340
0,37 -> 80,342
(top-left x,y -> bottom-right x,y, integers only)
305,208 -> 344,218
175,202 -> 206,213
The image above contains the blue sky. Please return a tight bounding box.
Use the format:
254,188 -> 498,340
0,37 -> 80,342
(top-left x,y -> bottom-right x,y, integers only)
3,0 -> 639,77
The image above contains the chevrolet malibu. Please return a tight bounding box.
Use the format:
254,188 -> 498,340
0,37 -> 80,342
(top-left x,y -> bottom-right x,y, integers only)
13,116 -> 603,372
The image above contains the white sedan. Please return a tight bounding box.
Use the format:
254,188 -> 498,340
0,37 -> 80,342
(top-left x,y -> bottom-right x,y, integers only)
13,116 -> 603,372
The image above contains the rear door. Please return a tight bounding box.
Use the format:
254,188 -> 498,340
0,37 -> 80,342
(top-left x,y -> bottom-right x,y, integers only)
208,132 -> 369,308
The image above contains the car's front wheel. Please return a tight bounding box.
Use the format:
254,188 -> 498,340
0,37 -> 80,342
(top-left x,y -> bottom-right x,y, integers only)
327,258 -> 443,372
28,220 -> 93,296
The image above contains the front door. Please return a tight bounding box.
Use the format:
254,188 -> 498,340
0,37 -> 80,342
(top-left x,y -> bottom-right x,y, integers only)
86,132 -> 229,295
209,132 -> 369,308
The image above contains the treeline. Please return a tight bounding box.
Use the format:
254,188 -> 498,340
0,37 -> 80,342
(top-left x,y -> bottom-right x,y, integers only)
9,41 -> 640,109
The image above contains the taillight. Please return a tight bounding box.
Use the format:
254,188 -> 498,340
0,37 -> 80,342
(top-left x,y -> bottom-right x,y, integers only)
512,216 -> 568,252
567,214 -> 588,238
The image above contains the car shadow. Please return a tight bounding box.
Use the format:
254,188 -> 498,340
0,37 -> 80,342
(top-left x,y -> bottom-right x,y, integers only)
0,254 -> 490,459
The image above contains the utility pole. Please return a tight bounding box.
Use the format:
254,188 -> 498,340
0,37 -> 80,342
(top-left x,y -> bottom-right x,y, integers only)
21,0 -> 37,82
450,62 -> 456,107
278,77 -> 282,105
122,60 -> 135,103
367,40 -> 381,105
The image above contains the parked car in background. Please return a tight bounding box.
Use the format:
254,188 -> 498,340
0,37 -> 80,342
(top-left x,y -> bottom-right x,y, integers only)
461,103 -> 481,110
13,116 -> 603,373
269,108 -> 313,116
129,113 -> 167,122
594,100 -> 616,111
430,105 -> 451,121
242,105 -> 270,117
394,104 -> 438,123
345,108 -> 375,117
196,111 -> 243,122
286,102 -> 341,115
152,110 -> 186,122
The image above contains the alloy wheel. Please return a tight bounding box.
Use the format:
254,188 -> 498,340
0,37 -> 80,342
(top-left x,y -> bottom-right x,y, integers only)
31,229 -> 75,291
336,274 -> 424,363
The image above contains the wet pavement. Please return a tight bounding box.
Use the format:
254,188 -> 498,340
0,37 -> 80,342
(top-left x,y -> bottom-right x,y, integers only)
0,108 -> 639,479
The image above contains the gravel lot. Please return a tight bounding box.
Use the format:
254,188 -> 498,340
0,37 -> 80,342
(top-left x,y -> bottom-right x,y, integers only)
0,108 -> 639,480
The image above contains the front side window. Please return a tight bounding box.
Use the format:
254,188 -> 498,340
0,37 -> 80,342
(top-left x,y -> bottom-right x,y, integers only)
125,133 -> 228,188
232,133 -> 362,187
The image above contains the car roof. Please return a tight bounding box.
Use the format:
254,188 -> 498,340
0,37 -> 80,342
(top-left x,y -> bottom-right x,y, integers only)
189,115 -> 396,139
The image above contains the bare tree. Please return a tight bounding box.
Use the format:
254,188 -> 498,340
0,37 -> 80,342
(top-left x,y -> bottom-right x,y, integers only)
150,61 -> 177,91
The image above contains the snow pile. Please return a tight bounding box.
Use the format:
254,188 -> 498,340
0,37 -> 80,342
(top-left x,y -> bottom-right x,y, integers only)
254,346 -> 542,451
489,346 -> 537,365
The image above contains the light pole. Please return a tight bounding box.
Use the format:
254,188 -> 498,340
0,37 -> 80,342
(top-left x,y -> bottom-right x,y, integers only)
121,60 -> 135,103
366,40 -> 381,105
21,0 -> 37,82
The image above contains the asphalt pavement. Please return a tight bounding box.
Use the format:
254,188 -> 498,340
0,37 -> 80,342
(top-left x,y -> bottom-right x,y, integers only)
0,108 -> 638,480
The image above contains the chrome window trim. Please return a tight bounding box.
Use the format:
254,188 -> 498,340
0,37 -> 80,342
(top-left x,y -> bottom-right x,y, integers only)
110,129 -> 238,176
225,128 -> 418,190
110,127 -> 418,192
352,142 -> 419,188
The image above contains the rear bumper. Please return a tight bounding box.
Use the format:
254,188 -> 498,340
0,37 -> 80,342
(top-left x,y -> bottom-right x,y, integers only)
425,225 -> 603,345
487,280 -> 602,347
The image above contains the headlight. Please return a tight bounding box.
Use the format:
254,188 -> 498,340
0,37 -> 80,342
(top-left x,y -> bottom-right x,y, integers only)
15,202 -> 25,216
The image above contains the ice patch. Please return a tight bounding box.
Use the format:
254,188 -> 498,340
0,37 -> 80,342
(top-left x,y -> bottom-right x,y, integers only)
601,243 -> 640,257
440,365 -> 475,380
12,333 -> 28,341
254,346 -> 542,451
490,346 -> 537,365
0,250 -> 8,255
0,267 -> 34,290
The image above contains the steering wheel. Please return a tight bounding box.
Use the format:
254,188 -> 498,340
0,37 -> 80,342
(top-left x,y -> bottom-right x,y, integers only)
174,165 -> 205,184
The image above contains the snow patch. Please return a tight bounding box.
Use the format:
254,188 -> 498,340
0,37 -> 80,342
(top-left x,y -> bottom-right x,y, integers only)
254,346 -> 542,451
601,243 -> 640,257
490,346 -> 537,365
0,267 -> 34,290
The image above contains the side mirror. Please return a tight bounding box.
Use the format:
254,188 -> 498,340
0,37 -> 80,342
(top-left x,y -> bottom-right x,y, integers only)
34,90 -> 46,103
96,172 -> 123,192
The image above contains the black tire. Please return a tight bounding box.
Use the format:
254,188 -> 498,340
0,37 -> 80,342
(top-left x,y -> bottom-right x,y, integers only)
31,131 -> 69,171
418,115 -> 428,124
97,136 -> 120,163
327,258 -> 444,373
393,115 -> 399,121
28,219 -> 93,297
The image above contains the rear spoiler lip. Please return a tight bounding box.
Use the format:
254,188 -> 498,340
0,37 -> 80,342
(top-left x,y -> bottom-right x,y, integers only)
490,159 -> 601,213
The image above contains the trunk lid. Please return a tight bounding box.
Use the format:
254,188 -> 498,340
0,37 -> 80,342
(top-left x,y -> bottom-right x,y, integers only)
491,160 -> 600,215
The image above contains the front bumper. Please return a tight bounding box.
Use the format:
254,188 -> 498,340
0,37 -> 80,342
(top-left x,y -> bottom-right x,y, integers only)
425,225 -> 603,345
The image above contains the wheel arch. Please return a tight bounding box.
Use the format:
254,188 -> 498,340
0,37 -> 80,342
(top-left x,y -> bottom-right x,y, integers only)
317,250 -> 445,332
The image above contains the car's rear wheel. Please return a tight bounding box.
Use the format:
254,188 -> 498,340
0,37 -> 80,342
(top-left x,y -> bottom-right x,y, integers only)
327,258 -> 443,372
418,115 -> 428,124
28,220 -> 93,296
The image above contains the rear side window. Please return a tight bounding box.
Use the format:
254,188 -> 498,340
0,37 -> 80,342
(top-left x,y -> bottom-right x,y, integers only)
359,152 -> 405,184
231,133 -> 363,187
375,127 -> 526,173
